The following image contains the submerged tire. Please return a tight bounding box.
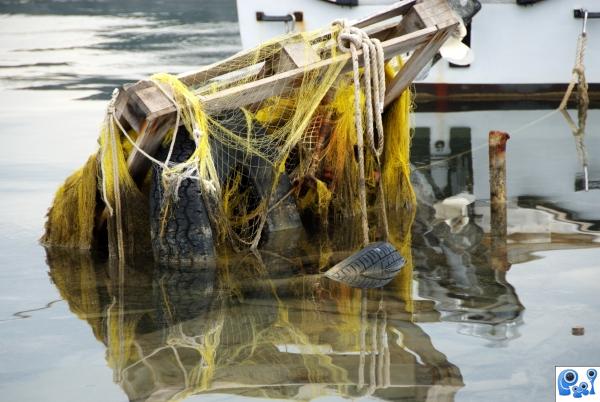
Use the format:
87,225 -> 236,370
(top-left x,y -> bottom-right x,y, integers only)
149,129 -> 216,265
324,241 -> 405,288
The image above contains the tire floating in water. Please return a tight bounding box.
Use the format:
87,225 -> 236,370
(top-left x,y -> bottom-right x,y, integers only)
324,241 -> 405,288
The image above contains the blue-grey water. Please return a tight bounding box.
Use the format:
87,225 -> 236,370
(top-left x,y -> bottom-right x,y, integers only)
1,2 -> 600,402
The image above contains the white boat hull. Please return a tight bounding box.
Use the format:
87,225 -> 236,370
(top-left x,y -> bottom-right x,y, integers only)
236,0 -> 600,85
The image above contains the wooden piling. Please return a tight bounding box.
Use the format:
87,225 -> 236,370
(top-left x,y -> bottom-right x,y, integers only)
489,131 -> 510,271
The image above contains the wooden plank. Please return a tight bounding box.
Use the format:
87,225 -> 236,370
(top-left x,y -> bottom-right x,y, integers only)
354,0 -> 417,28
127,115 -> 175,184
415,0 -> 457,29
200,26 -> 439,113
117,26 -> 444,196
384,28 -> 452,107
178,42 -> 283,89
116,25 -> 439,132
114,81 -> 177,133
178,0 -> 417,90
395,8 -> 425,36
277,41 -> 322,71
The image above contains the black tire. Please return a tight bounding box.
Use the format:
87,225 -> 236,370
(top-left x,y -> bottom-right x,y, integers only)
149,128 -> 216,265
324,241 -> 405,288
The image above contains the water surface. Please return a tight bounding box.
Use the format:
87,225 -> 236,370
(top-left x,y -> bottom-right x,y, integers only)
1,2 -> 599,402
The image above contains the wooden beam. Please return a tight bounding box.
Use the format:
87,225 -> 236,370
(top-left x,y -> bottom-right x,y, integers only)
127,115 -> 175,184
384,28 -> 453,107
115,25 -> 439,133
413,0 -> 458,30
354,0 -> 417,28
177,0 -> 417,90
113,0 -> 460,194
200,26 -> 439,113
277,41 -> 322,71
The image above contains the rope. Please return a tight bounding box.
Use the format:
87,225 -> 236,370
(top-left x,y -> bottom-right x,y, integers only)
334,20 -> 389,244
559,30 -> 590,190
413,27 -> 590,174
101,90 -> 119,217
105,89 -> 126,260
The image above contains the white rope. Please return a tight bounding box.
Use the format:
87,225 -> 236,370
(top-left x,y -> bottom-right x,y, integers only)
108,80 -> 210,206
335,20 -> 387,158
334,20 -> 389,242
152,81 -> 182,166
101,89 -> 120,216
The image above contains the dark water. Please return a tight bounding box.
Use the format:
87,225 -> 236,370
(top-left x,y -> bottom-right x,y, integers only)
1,2 -> 600,402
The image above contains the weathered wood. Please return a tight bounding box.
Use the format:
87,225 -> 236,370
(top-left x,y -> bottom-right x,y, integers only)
176,0 -> 417,91
414,0 -> 458,29
117,0 -> 459,127
384,0 -> 459,106
354,0 -> 417,29
201,26 -> 440,113
384,28 -> 453,106
489,131 -> 510,272
127,115 -> 175,184
277,41 -> 322,71
116,24 -> 441,134
489,131 -> 509,240
114,0 -> 459,200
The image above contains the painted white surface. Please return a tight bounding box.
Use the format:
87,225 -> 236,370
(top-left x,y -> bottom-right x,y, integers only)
414,109 -> 600,219
425,0 -> 600,84
236,0 -> 600,84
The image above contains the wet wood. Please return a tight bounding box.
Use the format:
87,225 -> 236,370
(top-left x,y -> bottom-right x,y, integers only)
384,29 -> 451,107
489,130 -> 510,271
127,115 -> 175,184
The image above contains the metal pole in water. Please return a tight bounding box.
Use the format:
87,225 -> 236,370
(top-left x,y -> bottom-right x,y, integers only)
489,131 -> 510,271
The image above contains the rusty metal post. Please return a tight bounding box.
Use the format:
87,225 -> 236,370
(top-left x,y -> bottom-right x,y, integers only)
489,131 -> 510,271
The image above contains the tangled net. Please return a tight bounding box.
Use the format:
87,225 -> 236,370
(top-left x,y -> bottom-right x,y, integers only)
42,22 -> 415,256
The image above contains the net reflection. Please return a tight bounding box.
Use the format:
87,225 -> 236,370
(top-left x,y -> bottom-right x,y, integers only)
46,244 -> 464,401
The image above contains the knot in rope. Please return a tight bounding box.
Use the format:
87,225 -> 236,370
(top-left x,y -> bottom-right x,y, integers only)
332,19 -> 391,242
107,88 -> 119,116
333,19 -> 386,159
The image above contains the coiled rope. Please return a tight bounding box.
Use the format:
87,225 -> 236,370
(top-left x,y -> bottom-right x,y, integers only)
334,20 -> 389,244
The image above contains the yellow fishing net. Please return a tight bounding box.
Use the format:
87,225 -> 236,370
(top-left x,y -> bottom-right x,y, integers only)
42,23 -> 415,256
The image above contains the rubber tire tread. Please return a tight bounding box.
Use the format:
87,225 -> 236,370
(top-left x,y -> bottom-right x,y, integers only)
149,129 -> 215,265
324,241 -> 405,288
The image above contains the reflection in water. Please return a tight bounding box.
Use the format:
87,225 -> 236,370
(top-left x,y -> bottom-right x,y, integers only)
47,244 -> 470,401
46,197 -> 532,402
0,2 -> 240,100
413,221 -> 524,345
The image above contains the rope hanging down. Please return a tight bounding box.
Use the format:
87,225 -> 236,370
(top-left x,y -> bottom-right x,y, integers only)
559,12 -> 590,191
334,20 -> 390,245
417,15 -> 593,186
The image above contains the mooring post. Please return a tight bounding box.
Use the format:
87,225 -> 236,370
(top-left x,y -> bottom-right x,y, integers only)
489,131 -> 510,271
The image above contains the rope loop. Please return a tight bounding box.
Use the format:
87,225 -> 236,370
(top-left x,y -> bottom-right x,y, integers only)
333,20 -> 387,159
332,18 -> 389,242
